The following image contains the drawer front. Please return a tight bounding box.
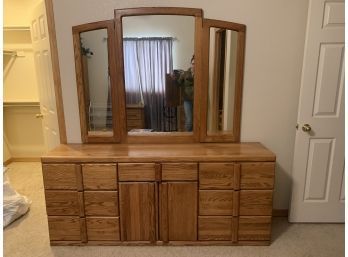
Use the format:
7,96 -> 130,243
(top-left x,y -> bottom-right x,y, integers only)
162,163 -> 198,181
84,191 -> 119,216
199,190 -> 233,215
126,109 -> 142,120
199,163 -> 234,189
239,190 -> 273,216
48,216 -> 82,241
45,190 -> 80,216
240,162 -> 275,189
42,164 -> 78,190
238,216 -> 272,241
82,164 -> 117,190
118,163 -> 156,181
127,119 -> 143,127
86,217 -> 120,241
198,216 -> 233,240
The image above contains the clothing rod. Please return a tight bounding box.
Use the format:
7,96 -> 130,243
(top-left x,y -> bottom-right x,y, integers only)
3,50 -> 17,57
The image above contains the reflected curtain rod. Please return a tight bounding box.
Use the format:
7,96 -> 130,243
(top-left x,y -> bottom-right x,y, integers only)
123,37 -> 177,41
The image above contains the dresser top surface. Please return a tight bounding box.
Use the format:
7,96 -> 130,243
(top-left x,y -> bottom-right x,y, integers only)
42,143 -> 276,163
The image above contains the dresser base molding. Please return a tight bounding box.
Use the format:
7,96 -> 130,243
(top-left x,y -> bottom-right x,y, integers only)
50,240 -> 271,246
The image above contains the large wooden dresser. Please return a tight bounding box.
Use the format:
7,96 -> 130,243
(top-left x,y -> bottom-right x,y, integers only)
42,143 -> 275,246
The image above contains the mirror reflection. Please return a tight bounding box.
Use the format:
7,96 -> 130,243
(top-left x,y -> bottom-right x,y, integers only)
207,28 -> 238,134
80,29 -> 112,132
122,15 -> 195,133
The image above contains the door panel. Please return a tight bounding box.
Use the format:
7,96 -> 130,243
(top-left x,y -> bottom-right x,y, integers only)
119,182 -> 156,241
31,2 -> 60,151
167,182 -> 197,241
290,0 -> 344,222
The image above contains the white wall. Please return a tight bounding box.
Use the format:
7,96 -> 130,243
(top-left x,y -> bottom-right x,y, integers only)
4,31 -> 39,102
4,0 -> 42,27
123,15 -> 195,70
52,0 -> 309,209
80,29 -> 109,128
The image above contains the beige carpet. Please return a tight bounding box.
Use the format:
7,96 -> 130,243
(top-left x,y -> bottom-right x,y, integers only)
3,162 -> 345,257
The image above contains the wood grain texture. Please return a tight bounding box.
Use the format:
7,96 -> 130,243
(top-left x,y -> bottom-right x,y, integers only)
162,163 -> 198,181
238,216 -> 272,241
50,240 -> 270,246
80,218 -> 87,243
86,217 -> 120,241
199,163 -> 234,189
159,183 -> 169,242
239,190 -> 273,216
233,191 -> 240,217
119,182 -> 156,241
168,182 -> 197,241
199,190 -> 233,215
45,190 -> 79,216
72,20 -> 119,143
82,164 -> 117,190
76,165 -> 83,191
42,164 -> 77,190
234,163 -> 241,190
118,163 -> 156,181
240,162 -> 275,189
200,19 -> 246,143
198,216 -> 232,240
232,216 -> 239,242
115,7 -> 202,19
47,216 -> 81,241
42,143 -> 276,163
45,0 -> 67,144
78,192 -> 85,217
84,191 -> 119,216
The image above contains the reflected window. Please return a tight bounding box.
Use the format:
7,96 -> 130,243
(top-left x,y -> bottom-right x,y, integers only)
122,15 -> 195,133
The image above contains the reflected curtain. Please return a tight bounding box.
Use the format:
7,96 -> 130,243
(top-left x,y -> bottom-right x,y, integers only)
123,37 -> 173,131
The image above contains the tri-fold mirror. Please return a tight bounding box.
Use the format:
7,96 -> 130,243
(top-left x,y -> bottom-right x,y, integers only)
72,7 -> 245,143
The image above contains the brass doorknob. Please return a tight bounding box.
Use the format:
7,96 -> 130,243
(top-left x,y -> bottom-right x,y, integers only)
36,113 -> 44,118
302,124 -> 311,132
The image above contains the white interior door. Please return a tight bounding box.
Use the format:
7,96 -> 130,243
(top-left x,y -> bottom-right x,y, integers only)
30,1 -> 60,152
289,0 -> 344,222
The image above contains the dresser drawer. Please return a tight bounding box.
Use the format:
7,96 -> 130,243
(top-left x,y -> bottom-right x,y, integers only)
199,163 -> 234,189
238,216 -> 272,241
198,216 -> 233,240
82,164 -> 117,190
47,216 -> 82,241
86,217 -> 120,241
84,191 -> 119,216
118,163 -> 156,181
127,119 -> 144,128
240,162 -> 275,189
42,164 -> 79,190
199,190 -> 233,215
45,190 -> 82,216
162,163 -> 197,181
239,190 -> 273,216
126,108 -> 143,120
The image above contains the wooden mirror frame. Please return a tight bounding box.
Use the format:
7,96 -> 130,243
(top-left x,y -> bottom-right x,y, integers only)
72,20 -> 121,143
114,7 -> 203,144
200,19 -> 246,142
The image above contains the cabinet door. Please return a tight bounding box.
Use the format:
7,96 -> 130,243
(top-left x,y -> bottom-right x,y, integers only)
119,182 -> 156,241
161,182 -> 198,241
